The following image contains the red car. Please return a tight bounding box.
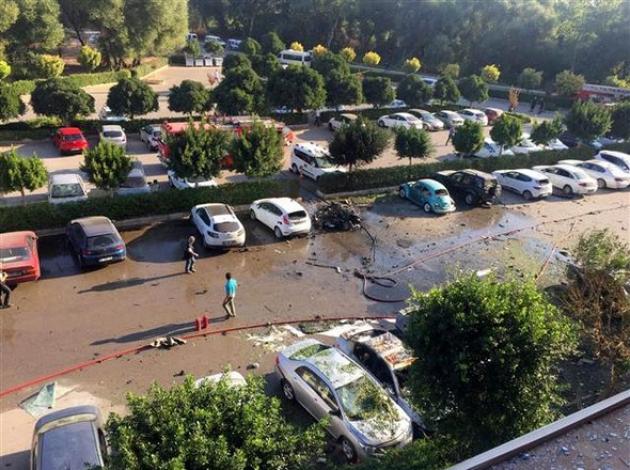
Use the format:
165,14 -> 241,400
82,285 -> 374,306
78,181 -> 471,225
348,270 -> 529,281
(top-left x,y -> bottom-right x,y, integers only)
0,231 -> 41,285
53,127 -> 89,155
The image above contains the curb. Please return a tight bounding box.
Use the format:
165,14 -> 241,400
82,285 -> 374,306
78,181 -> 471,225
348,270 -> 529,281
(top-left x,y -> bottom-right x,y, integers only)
315,186 -> 398,200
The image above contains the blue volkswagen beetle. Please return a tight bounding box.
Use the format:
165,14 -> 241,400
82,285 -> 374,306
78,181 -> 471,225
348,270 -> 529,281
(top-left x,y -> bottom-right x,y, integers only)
399,178 -> 456,214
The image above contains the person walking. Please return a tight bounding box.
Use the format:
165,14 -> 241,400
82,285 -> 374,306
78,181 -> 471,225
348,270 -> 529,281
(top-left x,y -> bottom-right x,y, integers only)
184,236 -> 199,274
223,272 -> 237,318
538,98 -> 545,114
0,270 -> 11,309
314,109 -> 321,127
445,126 -> 456,145
529,96 -> 538,113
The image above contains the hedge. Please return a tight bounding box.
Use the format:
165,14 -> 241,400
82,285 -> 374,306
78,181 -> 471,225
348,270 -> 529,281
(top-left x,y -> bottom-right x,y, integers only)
318,142 -> 630,194
0,178 -> 299,232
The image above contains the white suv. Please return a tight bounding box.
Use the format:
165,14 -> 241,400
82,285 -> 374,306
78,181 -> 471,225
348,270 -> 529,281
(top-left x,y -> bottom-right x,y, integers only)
190,203 -> 245,248
290,143 -> 345,181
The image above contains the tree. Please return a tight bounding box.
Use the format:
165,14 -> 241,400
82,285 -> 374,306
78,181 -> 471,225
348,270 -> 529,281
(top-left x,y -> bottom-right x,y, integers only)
0,150 -> 47,203
0,84 -> 24,122
459,75 -> 489,105
205,41 -> 224,56
289,41 -> 304,52
481,64 -> 500,83
222,54 -> 252,73
396,75 -> 432,108
107,77 -> 159,119
312,44 -> 327,57
34,54 -> 64,79
340,47 -> 356,62
77,45 -> 101,72
452,120 -> 484,157
489,114 -> 522,155
231,121 -> 284,177
329,117 -> 390,171
362,51 -> 381,66
266,65 -> 326,112
183,38 -> 202,57
610,102 -> 630,139
241,37 -> 262,57
168,80 -> 211,115
564,101 -> 612,142
362,76 -> 395,107
82,142 -> 132,193
403,57 -> 421,74
5,0 -> 64,61
555,70 -> 585,96
394,127 -> 433,166
106,375 -> 326,470
167,123 -> 229,180
440,63 -> 460,79
518,67 -> 543,90
31,79 -> 95,124
261,31 -> 285,55
252,53 -> 281,79
433,76 -> 460,104
0,60 -> 10,80
213,65 -> 265,115
312,52 -> 362,107
406,274 -> 576,455
530,117 -> 564,146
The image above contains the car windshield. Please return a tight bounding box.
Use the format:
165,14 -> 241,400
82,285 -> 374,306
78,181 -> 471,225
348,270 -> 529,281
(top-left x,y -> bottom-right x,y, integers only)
87,234 -> 119,249
51,183 -> 83,198
121,176 -> 146,188
103,131 -> 123,138
288,210 -> 307,220
0,247 -> 29,263
314,156 -> 335,168
336,375 -> 389,421
214,221 -> 240,233
63,134 -> 82,142
435,188 -> 448,196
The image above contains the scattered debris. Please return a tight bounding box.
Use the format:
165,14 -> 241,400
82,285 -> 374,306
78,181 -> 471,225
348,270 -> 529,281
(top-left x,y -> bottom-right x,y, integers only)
247,362 -> 260,370
20,382 -> 59,418
246,326 -> 290,351
149,336 -> 186,349
314,201 -> 361,231
282,325 -> 305,338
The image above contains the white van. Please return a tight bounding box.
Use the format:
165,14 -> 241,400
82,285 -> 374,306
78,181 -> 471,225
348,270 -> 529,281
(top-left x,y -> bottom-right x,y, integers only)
278,49 -> 313,67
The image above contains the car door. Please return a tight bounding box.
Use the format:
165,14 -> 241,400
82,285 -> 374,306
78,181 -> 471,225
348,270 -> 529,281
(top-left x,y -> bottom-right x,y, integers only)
301,154 -> 315,179
67,223 -> 83,255
194,208 -> 210,234
294,367 -> 337,421
514,172 -> 532,193
408,182 -> 424,204
53,131 -> 61,148
555,168 -> 572,188
256,202 -> 274,228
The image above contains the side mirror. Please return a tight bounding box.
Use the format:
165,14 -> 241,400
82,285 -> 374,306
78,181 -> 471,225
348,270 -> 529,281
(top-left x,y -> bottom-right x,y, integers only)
329,408 -> 341,417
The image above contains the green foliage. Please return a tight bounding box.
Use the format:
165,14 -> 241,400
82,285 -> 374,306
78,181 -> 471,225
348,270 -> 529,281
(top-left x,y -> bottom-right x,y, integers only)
350,438 -> 452,470
168,80 -> 210,115
458,75 -> 489,105
564,100 -> 612,142
440,63 -> 460,79
452,120 -> 484,156
266,65 -> 327,112
0,83 -> 24,122
530,117 -> 564,145
396,75 -> 432,108
555,70 -> 585,96
77,46 -> 102,72
480,64 -> 500,83
362,76 -> 395,107
340,47 -> 356,62
362,51 -> 381,66
167,123 -> 229,180
230,121 -> 284,177
83,142 -> 132,191
489,114 -> 523,154
610,102 -> 630,139
604,74 -> 630,89
205,41 -> 224,56
433,76 -> 460,104
394,127 -> 434,166
5,0 -> 64,59
403,57 -> 421,74
183,39 -> 202,57
313,52 -> 362,107
252,53 -> 281,79
574,229 -> 630,273
106,77 -> 159,119
406,275 -> 576,455
33,54 -> 65,79
241,37 -> 262,57
0,60 -> 10,80
518,67 -> 543,90
213,65 -> 265,115
261,31 -> 285,55
30,78 -> 95,123
0,149 -> 47,199
222,54 -> 252,73
329,117 -> 390,171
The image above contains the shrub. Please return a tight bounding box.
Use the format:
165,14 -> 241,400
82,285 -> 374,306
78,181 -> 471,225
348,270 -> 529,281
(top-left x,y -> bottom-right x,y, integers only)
440,63 -> 460,79
530,117 -> 564,145
394,127 -> 433,165
0,150 -> 47,202
340,47 -> 356,62
0,60 -> 11,80
489,114 -> 522,155
78,45 -> 102,72
168,123 -> 229,180
241,37 -> 262,57
362,76 -> 395,107
518,67 -> 543,90
312,44 -> 327,57
107,77 -> 159,119
329,117 -> 390,171
459,74 -> 489,105
362,51 -> 381,66
261,32 -> 285,55
222,54 -> 252,73
452,120 -> 484,156
481,64 -> 500,83
168,80 -> 211,115
0,84 -> 25,122
289,41 -> 304,52
434,76 -> 460,104
555,70 -> 585,96
396,75 -> 432,108
231,121 -> 284,177
82,142 -> 132,192
183,38 -> 202,57
34,54 -> 65,78
403,57 -> 421,74
565,100 -> 612,141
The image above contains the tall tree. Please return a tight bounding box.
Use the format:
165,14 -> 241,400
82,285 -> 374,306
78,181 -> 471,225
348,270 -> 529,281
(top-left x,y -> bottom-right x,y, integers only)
452,120 -> 484,157
5,0 -> 64,61
489,115 -> 523,156
394,127 -> 434,166
459,75 -> 489,105
555,70 -> 585,96
362,76 -> 395,108
82,141 -> 132,194
610,102 -> 630,140
312,52 -> 362,107
107,77 -> 159,119
0,150 -> 47,203
213,64 -> 265,115
518,67 -> 543,90
396,75 -> 433,108
261,31 -> 285,55
30,79 -> 95,124
0,84 -> 25,122
564,101 -> 612,142
329,117 -> 390,172
530,117 -> 564,146
58,0 -> 92,45
266,66 -> 327,112
230,121 -> 284,177
433,76 -> 460,104
168,123 -> 230,180
168,80 -> 211,115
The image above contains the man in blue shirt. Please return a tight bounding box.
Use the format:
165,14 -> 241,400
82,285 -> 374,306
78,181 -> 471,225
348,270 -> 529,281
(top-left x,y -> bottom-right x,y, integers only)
223,272 -> 237,317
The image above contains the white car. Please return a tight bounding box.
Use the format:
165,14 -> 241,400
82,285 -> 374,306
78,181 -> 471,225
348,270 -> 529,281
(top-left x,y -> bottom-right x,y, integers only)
377,112 -> 424,130
98,106 -> 127,122
291,143 -> 346,181
249,198 -> 311,239
328,113 -> 358,131
473,138 -> 515,159
168,170 -> 218,190
99,125 -> 127,149
558,159 -> 630,189
510,133 -> 543,154
408,109 -> 444,131
458,108 -> 488,126
492,169 -> 553,200
195,371 -> 246,388
190,203 -> 245,248
595,150 -> 630,174
435,110 -> 464,128
532,164 -> 598,196
204,34 -> 226,47
544,138 -> 569,151
386,99 -> 407,109
48,173 -> 88,204
139,124 -> 162,150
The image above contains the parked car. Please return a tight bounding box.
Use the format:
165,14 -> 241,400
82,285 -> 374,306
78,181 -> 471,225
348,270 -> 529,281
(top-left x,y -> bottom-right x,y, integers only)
31,406 -> 108,470
435,110 -> 464,128
398,178 -> 455,214
328,113 -> 358,131
532,164 -> 598,196
483,107 -> 504,124
116,160 -> 151,196
98,105 -> 127,122
544,138 -> 569,151
492,169 -> 553,200
99,125 -> 127,149
0,231 -> 40,285
557,159 -> 630,189
139,124 -> 162,150
227,38 -> 242,50
421,77 -> 437,87
66,216 -> 126,267
53,127 -> 88,155
386,99 -> 407,109
195,371 -> 246,388
377,112 -> 424,130
48,173 -> 88,205
473,138 -> 515,159
433,169 -> 502,206
458,108 -> 488,126
407,109 -> 444,131
291,143 -> 346,181
510,133 -> 543,154
250,198 -> 311,239
335,326 -> 426,436
190,203 -> 246,248
595,150 -> 630,174
276,339 -> 413,462
167,170 -> 218,189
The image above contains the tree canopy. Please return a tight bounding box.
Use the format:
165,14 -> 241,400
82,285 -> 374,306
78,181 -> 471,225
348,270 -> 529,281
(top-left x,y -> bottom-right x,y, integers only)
0,83 -> 25,122
30,78 -> 95,123
433,76 -> 460,104
82,141 -> 132,192
0,150 -> 47,201
610,102 -> 630,139
489,114 -> 523,155
564,101 -> 612,142
362,76 -> 395,107
328,117 -> 390,171
452,120 -> 484,156
459,75 -> 489,105
167,123 -> 230,180
106,77 -> 159,119
230,121 -> 284,177
530,117 -> 564,145
213,64 -> 265,115
396,75 -> 433,108
168,80 -> 211,115
266,65 -> 327,112
312,52 -> 362,107
394,127 -> 434,166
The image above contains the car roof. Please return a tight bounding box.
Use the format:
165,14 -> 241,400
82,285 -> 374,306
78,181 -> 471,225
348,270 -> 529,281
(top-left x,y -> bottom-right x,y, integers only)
49,173 -> 82,184
101,125 -> 123,132
585,159 -> 613,168
462,108 -> 483,114
340,113 -> 357,120
256,197 -> 305,213
58,127 -> 83,134
496,168 -> 547,178
302,344 -> 365,388
409,108 -> 429,114
484,107 -> 502,112
0,231 -> 36,247
70,217 -> 116,237
558,159 -> 583,166
34,405 -> 101,433
554,164 -> 585,172
457,169 -> 494,179
195,203 -> 231,218
295,142 -> 329,156
599,150 -> 630,160
417,178 -> 447,190
441,110 -> 459,116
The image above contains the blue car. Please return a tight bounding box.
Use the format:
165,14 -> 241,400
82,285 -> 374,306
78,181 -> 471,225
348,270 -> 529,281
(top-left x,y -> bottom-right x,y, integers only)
66,216 -> 126,268
398,178 -> 456,214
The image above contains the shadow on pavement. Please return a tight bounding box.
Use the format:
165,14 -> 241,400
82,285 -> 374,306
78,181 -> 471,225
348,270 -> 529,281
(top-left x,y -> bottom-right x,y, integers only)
90,320 -> 194,345
77,272 -> 185,293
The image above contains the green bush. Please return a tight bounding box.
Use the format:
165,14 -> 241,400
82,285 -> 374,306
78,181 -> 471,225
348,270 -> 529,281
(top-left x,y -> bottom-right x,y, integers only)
0,179 -> 299,232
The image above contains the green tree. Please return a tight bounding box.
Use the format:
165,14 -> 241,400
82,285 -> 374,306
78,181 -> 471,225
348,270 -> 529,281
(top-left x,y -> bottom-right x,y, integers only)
433,76 -> 460,104
394,127 -> 433,166
77,45 -> 101,72
261,31 -> 285,55
222,54 -> 252,73
329,117 -> 390,171
396,75 -> 433,108
30,79 -> 95,124
34,54 -> 64,79
241,37 -> 262,57
610,102 -> 630,140
530,117 -> 564,146
183,38 -> 202,57
403,57 -> 421,74
459,75 -> 489,105
518,67 -> 543,90
168,80 -> 210,115
167,123 -> 229,180
213,65 -> 265,115
564,100 -> 612,142
0,84 -> 24,122
266,65 -> 327,112
489,114 -> 523,156
312,52 -> 362,107
440,63 -> 460,79
230,121 -> 284,177
82,141 -> 132,193
107,77 -> 159,119
5,0 -> 64,60
0,60 -> 10,80
362,76 -> 395,108
0,150 -> 47,202
252,53 -> 281,79
406,274 -> 576,455
555,70 -> 585,96
452,120 -> 484,157
351,438 -> 452,470
480,64 -> 500,83
205,41 -> 224,56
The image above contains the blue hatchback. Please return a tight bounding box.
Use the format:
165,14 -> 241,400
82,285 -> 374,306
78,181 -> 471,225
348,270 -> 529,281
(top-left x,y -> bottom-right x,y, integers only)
66,216 -> 126,268
399,178 -> 456,214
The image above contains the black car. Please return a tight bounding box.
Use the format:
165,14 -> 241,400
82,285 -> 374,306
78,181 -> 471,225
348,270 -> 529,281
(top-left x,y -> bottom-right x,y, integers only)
66,216 -> 126,268
433,169 -> 501,206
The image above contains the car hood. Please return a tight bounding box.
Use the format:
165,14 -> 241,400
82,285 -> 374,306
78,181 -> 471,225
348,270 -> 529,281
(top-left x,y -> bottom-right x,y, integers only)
348,412 -> 410,445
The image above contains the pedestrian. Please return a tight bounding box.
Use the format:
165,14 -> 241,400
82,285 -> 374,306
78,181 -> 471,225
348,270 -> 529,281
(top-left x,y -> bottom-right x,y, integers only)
538,98 -> 545,114
184,236 -> 198,274
445,126 -> 456,145
530,96 -> 537,113
222,272 -> 237,318
0,270 -> 11,309
314,109 -> 321,127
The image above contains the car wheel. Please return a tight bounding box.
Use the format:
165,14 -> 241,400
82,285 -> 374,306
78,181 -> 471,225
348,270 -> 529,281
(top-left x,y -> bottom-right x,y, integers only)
597,178 -> 606,189
281,379 -> 295,401
291,164 -> 298,174
340,437 -> 357,463
465,193 -> 475,205
274,226 -> 283,239
522,190 -> 533,201
378,120 -> 385,127
328,122 -> 333,131
399,188 -> 406,199
563,184 -> 573,196
249,209 -> 257,220
423,202 -> 432,213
